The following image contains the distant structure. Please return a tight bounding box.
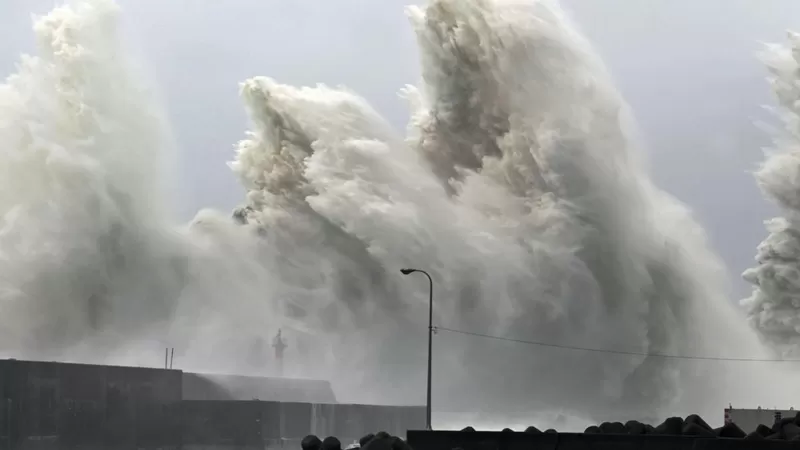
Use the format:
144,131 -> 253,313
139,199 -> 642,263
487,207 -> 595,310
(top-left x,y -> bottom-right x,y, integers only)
725,406 -> 798,432
273,329 -> 287,376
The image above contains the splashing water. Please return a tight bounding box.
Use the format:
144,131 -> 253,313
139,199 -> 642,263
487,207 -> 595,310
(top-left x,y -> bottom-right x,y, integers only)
743,32 -> 800,359
0,0 -> 185,360
0,0 -> 791,424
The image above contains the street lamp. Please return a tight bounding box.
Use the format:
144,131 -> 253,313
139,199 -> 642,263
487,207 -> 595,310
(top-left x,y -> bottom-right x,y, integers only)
400,268 -> 433,431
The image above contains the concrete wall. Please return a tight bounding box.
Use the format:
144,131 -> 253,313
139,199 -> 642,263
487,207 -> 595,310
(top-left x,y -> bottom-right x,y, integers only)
181,400 -> 426,449
0,359 -> 425,450
0,359 -> 182,450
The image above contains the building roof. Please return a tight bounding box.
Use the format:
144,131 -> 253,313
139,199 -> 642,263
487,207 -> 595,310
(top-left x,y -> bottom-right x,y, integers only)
182,372 -> 337,404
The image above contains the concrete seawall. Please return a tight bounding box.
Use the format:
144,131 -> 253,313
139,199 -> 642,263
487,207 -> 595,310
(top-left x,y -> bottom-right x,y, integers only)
0,359 -> 424,450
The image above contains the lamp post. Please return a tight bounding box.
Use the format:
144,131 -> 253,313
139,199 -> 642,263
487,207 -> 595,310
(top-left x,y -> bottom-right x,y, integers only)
400,268 -> 433,431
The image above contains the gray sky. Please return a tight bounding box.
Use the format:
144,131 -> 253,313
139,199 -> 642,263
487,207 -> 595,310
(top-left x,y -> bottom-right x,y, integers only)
2,0 -> 800,298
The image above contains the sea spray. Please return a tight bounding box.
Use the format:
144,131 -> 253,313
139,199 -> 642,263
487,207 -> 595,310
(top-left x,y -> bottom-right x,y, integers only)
743,31 -> 800,360
0,0 -> 183,360
0,0 -> 788,423
230,0 -> 782,418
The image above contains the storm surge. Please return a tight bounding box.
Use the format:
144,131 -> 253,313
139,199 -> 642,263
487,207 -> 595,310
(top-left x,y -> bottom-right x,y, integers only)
0,0 -> 786,424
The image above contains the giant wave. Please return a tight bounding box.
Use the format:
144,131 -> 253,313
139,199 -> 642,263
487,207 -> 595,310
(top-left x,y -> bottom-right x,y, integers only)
0,0 -> 792,424
743,32 -> 800,359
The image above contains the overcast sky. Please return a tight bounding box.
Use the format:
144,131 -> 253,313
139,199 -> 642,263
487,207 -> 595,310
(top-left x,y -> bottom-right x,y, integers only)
2,0 -> 800,299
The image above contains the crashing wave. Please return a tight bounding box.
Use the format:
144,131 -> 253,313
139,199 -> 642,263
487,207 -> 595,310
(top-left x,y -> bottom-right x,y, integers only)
0,0 -> 186,358
227,0 -> 776,417
0,0 -> 787,422
743,31 -> 800,358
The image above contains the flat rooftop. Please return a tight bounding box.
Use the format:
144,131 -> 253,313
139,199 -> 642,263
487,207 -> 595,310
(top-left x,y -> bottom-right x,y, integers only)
182,372 -> 337,403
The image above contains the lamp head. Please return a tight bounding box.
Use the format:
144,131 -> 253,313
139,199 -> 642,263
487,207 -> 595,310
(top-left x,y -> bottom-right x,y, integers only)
400,268 -> 415,275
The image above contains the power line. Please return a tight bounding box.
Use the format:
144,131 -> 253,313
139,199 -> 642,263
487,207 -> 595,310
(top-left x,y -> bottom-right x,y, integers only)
434,326 -> 800,363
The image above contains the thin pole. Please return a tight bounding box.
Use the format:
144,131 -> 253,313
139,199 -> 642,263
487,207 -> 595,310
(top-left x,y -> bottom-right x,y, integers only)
400,268 -> 434,431
424,270 -> 433,431
170,348 -> 174,369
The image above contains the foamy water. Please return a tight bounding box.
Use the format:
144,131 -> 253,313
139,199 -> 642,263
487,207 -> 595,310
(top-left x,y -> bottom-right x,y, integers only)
0,0 -> 794,425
